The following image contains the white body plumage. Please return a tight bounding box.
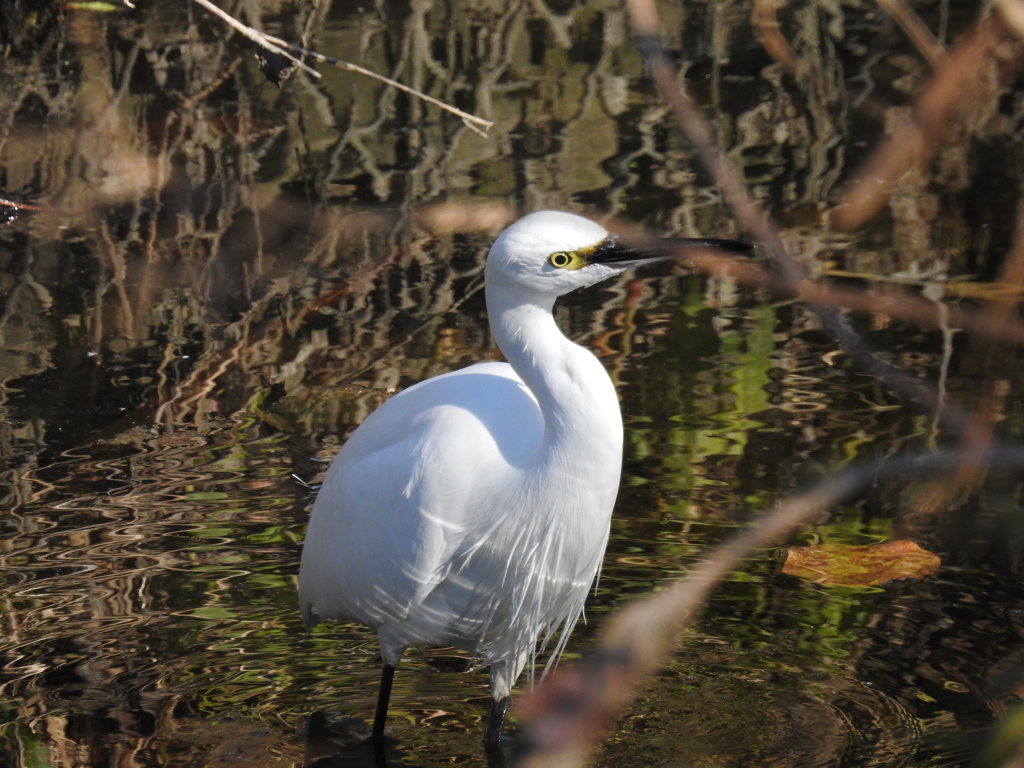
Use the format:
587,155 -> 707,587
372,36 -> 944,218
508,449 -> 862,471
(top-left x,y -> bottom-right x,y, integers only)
297,211 -> 747,742
299,212 -> 623,701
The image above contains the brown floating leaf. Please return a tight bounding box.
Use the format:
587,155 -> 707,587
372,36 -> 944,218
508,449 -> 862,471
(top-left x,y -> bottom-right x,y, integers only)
783,539 -> 941,587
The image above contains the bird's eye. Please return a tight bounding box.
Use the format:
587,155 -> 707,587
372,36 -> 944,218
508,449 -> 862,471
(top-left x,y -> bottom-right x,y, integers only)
549,251 -> 575,269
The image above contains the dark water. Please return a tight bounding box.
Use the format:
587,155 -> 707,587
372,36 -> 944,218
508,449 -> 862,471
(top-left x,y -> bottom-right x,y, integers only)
2,1 -> 1024,766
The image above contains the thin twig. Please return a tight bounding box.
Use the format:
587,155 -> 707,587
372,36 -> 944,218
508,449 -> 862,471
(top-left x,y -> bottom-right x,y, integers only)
260,33 -> 494,136
190,0 -> 493,136
0,198 -> 52,212
191,0 -> 321,79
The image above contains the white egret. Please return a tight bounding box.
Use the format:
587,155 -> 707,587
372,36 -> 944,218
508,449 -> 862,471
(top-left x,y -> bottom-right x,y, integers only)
298,211 -> 749,748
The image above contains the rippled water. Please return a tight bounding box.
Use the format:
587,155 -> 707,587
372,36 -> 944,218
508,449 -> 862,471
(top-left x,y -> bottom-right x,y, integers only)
5,275 -> 1023,767
3,1 -> 1024,767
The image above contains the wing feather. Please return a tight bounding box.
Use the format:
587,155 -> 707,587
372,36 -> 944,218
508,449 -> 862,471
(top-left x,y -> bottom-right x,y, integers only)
298,363 -> 543,651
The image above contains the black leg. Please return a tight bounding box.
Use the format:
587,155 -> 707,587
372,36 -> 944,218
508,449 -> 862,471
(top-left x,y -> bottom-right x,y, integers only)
483,695 -> 508,751
372,664 -> 396,741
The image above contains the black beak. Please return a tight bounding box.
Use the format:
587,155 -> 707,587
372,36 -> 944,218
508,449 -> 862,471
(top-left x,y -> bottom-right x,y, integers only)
587,233 -> 754,266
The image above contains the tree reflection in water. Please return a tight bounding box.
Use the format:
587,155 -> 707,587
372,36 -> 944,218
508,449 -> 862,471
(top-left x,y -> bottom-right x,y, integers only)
2,1 -> 1024,766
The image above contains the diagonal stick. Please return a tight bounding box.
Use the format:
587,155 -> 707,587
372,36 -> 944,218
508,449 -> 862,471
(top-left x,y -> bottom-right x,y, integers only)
191,0 -> 320,79
190,0 -> 492,136
260,32 -> 494,136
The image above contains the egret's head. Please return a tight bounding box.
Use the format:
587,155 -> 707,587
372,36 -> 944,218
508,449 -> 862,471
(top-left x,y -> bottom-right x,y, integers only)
484,211 -> 753,304
485,212 -> 630,301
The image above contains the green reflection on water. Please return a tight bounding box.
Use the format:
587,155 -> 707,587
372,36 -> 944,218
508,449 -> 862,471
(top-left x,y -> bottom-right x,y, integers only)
1,304 -> 1022,768
1,0 -> 1023,766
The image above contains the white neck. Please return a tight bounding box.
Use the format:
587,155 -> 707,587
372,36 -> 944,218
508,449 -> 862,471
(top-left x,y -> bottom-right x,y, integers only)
485,285 -> 623,467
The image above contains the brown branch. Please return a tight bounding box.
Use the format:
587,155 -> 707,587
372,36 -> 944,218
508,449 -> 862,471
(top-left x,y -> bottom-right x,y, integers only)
828,9 -> 1024,231
627,3 -> 799,285
516,483 -> 843,768
509,6 -> 1024,758
625,0 -> 973,434
513,449 -> 1024,768
876,0 -> 949,69
634,240 -> 1024,348
0,198 -> 53,212
996,0 -> 1024,40
752,0 -> 799,76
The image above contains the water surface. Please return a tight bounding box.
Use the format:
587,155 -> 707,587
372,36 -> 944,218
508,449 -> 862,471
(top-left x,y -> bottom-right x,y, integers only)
1,1 -> 1023,766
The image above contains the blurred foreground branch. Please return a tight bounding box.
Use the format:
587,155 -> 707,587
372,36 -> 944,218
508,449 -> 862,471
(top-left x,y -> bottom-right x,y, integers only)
828,6 -> 1024,231
875,0 -> 949,68
626,0 -> 974,434
617,234 -> 1024,347
513,445 -> 1024,768
512,2 -> 1024,765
